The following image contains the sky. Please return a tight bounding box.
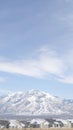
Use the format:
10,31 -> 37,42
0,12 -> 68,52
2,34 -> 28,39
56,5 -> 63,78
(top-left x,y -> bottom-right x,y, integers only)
0,0 -> 73,98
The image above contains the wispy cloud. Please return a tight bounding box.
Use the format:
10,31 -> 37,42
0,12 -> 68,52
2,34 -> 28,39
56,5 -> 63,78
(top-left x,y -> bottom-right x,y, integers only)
0,47 -> 73,84
58,75 -> 73,84
0,48 -> 64,79
58,49 -> 73,84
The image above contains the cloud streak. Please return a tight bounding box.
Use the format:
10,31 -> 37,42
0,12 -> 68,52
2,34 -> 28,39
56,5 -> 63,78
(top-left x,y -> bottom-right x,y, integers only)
0,47 -> 73,84
58,75 -> 73,84
0,48 -> 65,79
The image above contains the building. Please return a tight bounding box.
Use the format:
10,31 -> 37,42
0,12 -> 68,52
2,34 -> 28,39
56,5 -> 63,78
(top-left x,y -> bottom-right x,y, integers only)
64,121 -> 73,128
52,121 -> 63,128
0,120 -> 10,129
9,120 -> 25,129
30,121 -> 40,128
40,120 -> 50,128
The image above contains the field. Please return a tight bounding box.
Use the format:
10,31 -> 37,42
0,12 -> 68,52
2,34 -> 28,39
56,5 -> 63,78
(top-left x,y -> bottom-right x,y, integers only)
23,129 -> 73,130
2,128 -> 73,130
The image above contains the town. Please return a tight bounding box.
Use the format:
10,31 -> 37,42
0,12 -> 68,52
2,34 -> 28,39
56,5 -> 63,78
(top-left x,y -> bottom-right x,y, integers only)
0,118 -> 73,129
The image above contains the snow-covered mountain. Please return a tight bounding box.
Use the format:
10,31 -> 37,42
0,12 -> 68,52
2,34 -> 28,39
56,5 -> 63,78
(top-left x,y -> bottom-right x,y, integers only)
0,90 -> 73,116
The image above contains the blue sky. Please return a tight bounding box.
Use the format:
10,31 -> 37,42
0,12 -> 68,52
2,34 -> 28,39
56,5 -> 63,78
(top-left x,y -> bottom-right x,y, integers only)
0,0 -> 73,98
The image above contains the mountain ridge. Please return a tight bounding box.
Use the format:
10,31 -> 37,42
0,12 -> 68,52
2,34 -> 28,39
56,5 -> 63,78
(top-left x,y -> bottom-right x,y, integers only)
0,90 -> 73,117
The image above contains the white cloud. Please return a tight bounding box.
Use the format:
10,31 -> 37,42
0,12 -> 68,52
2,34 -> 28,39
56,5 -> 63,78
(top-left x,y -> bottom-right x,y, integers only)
0,47 -> 73,84
58,49 -> 73,84
58,75 -> 73,84
0,48 -> 64,79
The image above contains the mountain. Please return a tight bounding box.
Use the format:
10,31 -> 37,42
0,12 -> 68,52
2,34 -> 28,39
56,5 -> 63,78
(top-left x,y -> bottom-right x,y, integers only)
0,90 -> 73,117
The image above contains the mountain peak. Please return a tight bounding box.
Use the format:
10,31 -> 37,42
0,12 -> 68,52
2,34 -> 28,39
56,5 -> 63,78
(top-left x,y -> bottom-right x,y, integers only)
27,89 -> 54,98
0,90 -> 73,117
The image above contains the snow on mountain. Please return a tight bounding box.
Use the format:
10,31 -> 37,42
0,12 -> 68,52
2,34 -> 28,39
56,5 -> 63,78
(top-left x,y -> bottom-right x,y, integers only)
0,90 -> 73,116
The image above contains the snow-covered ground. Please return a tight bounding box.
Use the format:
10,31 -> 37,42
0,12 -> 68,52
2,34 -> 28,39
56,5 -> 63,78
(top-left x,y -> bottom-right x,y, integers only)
0,90 -> 73,116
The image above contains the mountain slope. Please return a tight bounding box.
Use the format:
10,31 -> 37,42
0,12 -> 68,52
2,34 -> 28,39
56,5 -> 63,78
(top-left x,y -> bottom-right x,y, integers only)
0,90 -> 73,116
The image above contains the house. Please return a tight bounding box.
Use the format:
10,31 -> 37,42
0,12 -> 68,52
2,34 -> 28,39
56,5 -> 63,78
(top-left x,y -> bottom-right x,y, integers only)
30,119 -> 43,128
52,121 -> 63,128
40,120 -> 50,128
64,121 -> 73,128
20,120 -> 30,128
9,120 -> 25,129
30,121 -> 40,128
0,120 -> 10,129
45,119 -> 56,128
